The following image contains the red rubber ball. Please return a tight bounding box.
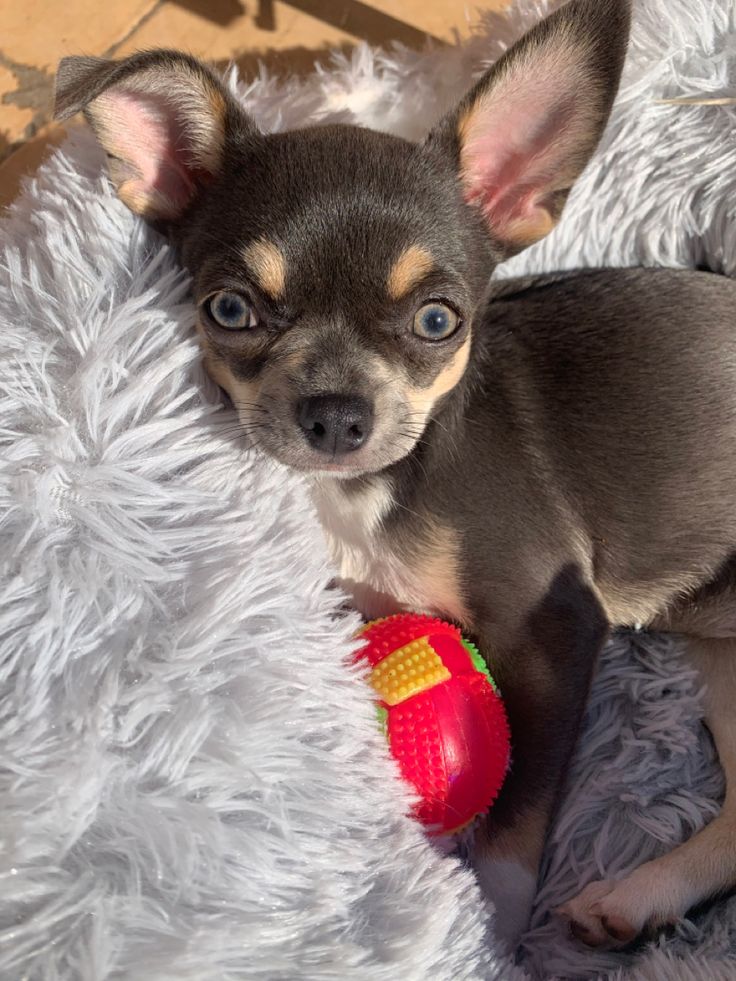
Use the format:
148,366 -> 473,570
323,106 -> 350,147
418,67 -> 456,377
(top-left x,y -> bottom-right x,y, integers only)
357,613 -> 510,835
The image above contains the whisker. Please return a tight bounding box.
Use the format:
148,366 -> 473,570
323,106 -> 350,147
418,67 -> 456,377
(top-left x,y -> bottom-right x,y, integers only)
229,399 -> 270,410
214,423 -> 271,439
228,432 -> 266,443
387,497 -> 424,522
372,374 -> 402,395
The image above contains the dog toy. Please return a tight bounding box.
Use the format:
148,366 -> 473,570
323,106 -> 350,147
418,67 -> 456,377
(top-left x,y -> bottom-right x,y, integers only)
356,614 -> 510,835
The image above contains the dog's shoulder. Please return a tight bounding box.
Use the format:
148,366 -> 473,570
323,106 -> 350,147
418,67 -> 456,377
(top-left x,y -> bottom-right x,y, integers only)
487,266 -> 734,307
482,267 -> 735,353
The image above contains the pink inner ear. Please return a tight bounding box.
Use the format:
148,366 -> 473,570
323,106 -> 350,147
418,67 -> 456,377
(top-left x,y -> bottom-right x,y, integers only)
460,48 -> 589,243
96,89 -> 196,216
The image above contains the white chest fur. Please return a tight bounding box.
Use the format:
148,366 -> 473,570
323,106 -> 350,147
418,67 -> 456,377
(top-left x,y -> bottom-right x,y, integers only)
310,476 -> 467,624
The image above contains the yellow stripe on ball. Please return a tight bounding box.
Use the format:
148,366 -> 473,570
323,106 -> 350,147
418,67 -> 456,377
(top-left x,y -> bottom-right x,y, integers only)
369,637 -> 451,706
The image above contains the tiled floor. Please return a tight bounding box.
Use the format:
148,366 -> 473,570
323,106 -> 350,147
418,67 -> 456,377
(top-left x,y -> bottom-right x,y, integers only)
0,0 -> 506,209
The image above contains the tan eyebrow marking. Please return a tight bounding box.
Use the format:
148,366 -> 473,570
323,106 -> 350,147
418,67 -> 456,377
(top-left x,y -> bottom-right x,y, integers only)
387,244 -> 434,300
243,238 -> 286,299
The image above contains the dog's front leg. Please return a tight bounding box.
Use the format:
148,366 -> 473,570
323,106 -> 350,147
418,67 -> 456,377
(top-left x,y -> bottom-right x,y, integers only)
471,565 -> 609,950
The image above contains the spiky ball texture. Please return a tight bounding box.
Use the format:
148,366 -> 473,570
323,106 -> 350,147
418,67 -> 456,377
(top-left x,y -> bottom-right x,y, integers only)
358,615 -> 510,836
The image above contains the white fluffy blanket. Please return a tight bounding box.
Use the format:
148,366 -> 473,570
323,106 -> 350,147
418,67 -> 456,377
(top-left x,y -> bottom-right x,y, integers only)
1,1 -> 735,978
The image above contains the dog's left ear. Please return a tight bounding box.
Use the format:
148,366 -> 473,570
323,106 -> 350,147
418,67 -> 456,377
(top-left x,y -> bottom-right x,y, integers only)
427,0 -> 630,255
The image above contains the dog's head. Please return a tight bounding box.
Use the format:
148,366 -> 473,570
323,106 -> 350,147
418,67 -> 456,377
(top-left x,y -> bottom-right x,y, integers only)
55,0 -> 629,477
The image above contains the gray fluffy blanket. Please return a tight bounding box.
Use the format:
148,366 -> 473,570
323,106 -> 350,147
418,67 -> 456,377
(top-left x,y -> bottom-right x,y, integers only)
1,0 -> 735,978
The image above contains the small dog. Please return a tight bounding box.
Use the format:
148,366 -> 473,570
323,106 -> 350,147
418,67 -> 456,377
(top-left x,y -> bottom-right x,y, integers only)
55,0 -> 736,952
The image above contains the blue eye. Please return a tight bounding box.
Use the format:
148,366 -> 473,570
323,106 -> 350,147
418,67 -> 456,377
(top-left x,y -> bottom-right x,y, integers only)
206,291 -> 258,330
412,301 -> 460,340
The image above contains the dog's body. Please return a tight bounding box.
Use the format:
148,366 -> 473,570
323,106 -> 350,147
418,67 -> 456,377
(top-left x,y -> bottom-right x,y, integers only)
311,266 -> 736,942
54,0 -> 736,955
317,267 -> 736,637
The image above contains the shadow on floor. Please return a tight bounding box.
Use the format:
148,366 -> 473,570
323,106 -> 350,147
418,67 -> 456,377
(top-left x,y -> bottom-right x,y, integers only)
276,0 -> 443,47
168,0 -> 247,27
215,40 -> 356,81
170,0 -> 444,46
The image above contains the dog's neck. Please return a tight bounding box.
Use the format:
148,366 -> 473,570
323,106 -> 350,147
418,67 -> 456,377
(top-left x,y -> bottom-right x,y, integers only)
308,376 -> 472,623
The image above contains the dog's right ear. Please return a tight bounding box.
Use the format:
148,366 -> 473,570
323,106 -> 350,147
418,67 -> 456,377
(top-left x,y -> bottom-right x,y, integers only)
54,49 -> 258,222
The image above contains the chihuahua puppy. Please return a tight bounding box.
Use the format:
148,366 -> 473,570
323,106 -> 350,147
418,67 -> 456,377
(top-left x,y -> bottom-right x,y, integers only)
55,0 -> 736,952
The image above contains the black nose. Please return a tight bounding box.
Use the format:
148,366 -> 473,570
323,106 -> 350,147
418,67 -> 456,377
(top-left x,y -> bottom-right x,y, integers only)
296,394 -> 374,455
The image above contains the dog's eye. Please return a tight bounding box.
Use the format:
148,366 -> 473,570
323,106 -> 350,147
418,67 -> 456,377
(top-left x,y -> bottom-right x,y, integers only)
412,302 -> 460,341
206,291 -> 259,330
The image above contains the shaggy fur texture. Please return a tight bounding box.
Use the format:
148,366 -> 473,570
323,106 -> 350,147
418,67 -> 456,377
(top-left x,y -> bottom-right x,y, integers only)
0,0 -> 734,978
0,134 -> 500,981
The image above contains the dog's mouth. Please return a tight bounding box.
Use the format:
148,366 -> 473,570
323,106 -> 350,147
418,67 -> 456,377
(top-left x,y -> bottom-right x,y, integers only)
258,438 -> 401,479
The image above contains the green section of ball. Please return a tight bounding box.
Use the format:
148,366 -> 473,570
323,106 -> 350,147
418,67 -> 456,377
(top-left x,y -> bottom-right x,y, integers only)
461,638 -> 498,692
376,704 -> 389,737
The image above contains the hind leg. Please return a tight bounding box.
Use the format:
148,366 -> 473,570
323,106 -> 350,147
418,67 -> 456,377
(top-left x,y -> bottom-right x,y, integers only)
559,631 -> 736,947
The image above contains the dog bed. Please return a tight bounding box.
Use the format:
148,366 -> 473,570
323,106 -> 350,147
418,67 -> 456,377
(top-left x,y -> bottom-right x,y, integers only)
1,0 -> 735,978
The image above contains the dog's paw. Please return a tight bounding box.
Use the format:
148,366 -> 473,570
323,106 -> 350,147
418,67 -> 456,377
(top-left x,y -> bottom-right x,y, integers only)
555,878 -> 647,949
